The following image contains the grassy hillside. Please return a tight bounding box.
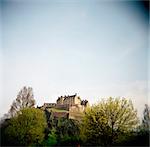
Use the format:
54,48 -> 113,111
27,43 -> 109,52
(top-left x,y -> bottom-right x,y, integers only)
47,108 -> 69,112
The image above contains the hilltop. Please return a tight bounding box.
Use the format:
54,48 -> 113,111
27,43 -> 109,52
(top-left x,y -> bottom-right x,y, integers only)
37,94 -> 89,121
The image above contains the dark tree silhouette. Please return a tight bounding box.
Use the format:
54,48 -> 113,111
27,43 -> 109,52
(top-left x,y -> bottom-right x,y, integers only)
142,104 -> 150,131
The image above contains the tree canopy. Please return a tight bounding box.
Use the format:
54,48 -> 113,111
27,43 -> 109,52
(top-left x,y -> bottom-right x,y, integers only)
42,111 -> 81,146
4,108 -> 47,146
1,90 -> 149,146
80,97 -> 139,146
8,86 -> 35,117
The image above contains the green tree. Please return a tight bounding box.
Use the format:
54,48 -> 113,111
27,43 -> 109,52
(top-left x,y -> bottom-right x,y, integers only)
4,108 -> 47,146
42,127 -> 57,146
8,86 -> 35,117
81,97 -> 139,146
58,118 -> 81,145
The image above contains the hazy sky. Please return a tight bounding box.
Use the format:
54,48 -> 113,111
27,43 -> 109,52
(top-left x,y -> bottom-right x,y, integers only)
0,0 -> 149,118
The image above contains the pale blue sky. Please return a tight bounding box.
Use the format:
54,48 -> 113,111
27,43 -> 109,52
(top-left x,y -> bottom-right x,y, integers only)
0,0 -> 149,117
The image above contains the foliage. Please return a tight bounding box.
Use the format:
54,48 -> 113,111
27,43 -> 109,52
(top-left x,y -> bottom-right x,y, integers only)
142,104 -> 150,131
42,127 -> 57,146
56,118 -> 81,146
4,108 -> 47,146
118,104 -> 150,146
1,118 -> 10,146
42,112 -> 81,146
8,86 -> 35,117
115,129 -> 149,146
80,97 -> 139,146
2,91 -> 149,146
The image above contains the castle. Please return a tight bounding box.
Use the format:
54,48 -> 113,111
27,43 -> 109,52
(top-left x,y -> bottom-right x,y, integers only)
39,94 -> 89,120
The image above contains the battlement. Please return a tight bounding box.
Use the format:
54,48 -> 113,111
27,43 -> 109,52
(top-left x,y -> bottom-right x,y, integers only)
57,94 -> 81,106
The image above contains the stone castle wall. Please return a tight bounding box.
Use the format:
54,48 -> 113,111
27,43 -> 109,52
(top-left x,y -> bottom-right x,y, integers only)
39,94 -> 89,120
57,94 -> 81,106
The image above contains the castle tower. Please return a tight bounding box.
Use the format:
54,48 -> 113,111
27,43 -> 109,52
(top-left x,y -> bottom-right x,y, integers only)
57,96 -> 64,105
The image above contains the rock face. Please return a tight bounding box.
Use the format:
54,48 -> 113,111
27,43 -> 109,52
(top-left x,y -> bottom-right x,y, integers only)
39,94 -> 89,120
